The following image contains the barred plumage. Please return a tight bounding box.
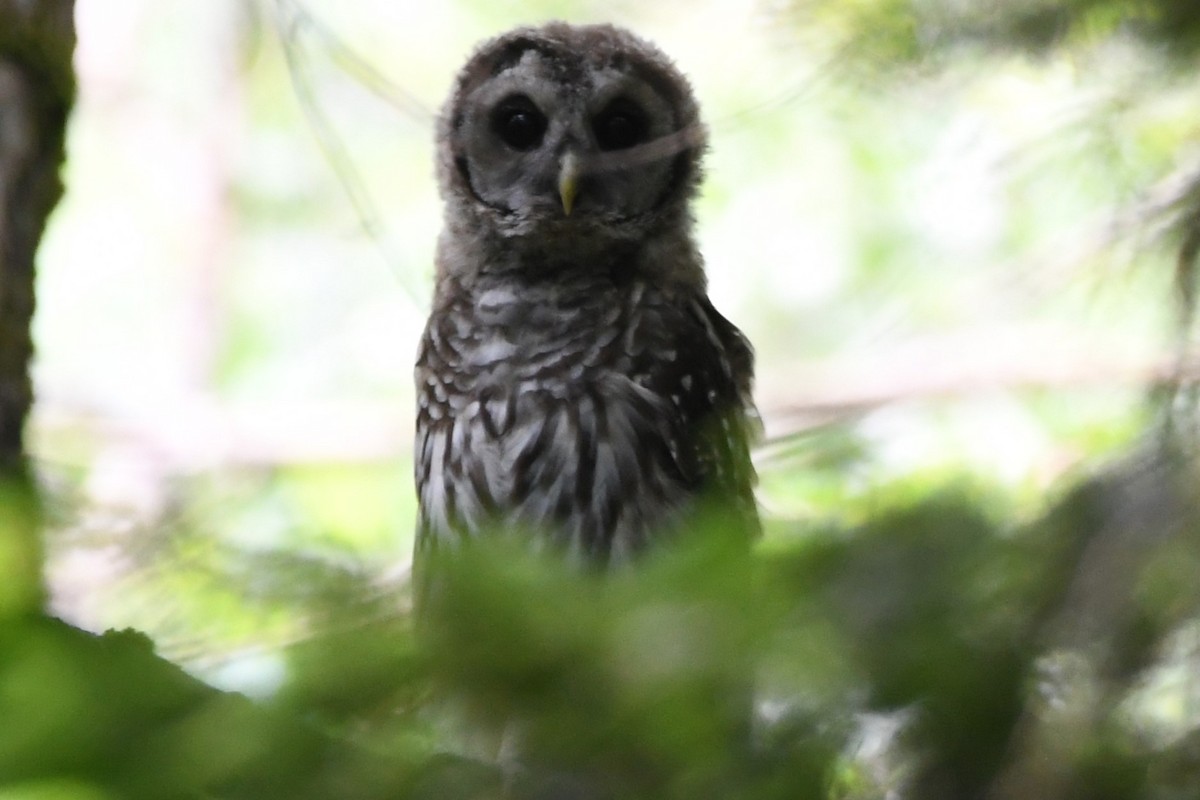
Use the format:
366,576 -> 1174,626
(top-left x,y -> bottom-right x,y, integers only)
414,23 -> 758,582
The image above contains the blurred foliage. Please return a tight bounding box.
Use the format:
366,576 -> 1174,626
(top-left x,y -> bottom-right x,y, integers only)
0,472 -> 43,620
782,0 -> 1200,345
788,0 -> 1200,64
10,451 -> 1200,798
0,617 -> 412,799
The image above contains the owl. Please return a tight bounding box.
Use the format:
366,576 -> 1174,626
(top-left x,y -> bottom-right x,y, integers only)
414,22 -> 758,582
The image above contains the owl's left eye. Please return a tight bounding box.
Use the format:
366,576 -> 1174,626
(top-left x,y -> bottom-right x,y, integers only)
593,100 -> 648,151
491,95 -> 547,151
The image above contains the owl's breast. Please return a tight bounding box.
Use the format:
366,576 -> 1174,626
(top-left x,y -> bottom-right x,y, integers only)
451,280 -> 630,385
417,371 -> 687,562
416,295 -> 692,559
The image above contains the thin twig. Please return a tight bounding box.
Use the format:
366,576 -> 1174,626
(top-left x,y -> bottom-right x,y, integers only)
270,0 -> 430,307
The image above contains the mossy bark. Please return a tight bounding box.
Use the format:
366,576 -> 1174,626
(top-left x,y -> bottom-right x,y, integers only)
0,0 -> 75,616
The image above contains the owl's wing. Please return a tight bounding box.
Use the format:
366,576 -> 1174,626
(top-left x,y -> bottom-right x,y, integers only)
653,294 -> 761,539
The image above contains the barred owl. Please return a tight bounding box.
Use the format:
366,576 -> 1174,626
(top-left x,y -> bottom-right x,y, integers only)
414,22 -> 758,582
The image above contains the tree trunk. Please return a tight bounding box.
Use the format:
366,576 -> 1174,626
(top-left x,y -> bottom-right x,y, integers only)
0,0 -> 75,616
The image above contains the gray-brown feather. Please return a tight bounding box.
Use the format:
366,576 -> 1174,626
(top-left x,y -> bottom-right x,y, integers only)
415,268 -> 756,563
415,22 -> 758,575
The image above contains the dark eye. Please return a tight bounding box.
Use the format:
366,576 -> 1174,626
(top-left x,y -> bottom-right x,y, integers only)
491,95 -> 547,151
593,100 -> 647,151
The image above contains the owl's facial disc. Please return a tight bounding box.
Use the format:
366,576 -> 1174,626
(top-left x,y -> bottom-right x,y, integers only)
456,51 -> 683,226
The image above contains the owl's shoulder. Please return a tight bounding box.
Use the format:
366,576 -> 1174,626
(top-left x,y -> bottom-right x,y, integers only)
625,284 -> 754,393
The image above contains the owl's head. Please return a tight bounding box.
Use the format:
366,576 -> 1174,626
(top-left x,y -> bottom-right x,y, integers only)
438,23 -> 705,252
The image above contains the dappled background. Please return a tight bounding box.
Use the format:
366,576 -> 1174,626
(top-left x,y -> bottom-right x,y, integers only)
35,0 -> 1187,675
16,0 -> 1200,797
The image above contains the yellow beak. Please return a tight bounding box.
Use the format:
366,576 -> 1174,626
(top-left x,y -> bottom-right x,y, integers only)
558,151 -> 581,216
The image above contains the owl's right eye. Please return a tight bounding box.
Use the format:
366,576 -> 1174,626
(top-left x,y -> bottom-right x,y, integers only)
491,96 -> 547,151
